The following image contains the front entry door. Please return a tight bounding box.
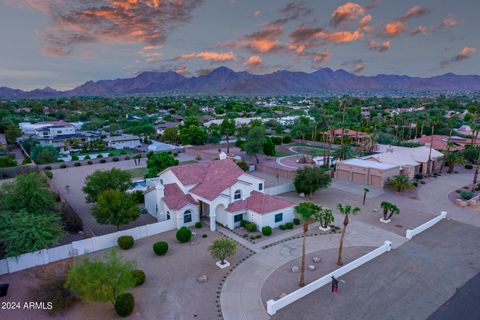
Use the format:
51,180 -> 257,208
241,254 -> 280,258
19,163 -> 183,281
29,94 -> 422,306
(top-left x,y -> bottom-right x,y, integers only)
234,213 -> 244,228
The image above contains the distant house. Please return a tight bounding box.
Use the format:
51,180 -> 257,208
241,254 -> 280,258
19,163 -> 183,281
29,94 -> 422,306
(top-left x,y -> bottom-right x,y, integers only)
336,144 -> 444,186
103,134 -> 142,150
144,157 -> 295,231
322,128 -> 371,146
415,135 -> 472,152
454,125 -> 474,137
155,122 -> 178,135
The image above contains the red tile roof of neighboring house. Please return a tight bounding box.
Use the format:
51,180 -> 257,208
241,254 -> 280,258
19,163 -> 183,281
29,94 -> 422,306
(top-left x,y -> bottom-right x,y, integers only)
416,135 -> 465,151
168,159 -> 246,201
323,129 -> 370,138
226,191 -> 295,215
163,183 -> 197,210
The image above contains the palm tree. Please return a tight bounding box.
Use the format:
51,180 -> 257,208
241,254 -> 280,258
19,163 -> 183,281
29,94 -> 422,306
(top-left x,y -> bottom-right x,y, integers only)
295,202 -> 320,287
362,188 -> 369,206
385,175 -> 415,192
380,201 -> 400,221
444,152 -> 466,174
336,204 -> 361,266
332,143 -> 356,160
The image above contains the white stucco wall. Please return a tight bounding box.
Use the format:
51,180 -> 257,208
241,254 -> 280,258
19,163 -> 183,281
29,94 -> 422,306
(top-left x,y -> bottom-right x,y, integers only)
255,206 -> 295,229
175,204 -> 199,229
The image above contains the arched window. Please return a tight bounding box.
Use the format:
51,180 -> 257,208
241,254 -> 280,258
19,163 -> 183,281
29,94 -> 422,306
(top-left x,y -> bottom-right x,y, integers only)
184,210 -> 192,224
234,189 -> 242,200
166,211 -> 171,220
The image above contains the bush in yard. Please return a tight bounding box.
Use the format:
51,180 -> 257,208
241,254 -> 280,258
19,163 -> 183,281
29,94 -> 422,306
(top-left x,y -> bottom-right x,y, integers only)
293,218 -> 300,225
125,156 -> 130,160
209,238 -> 237,265
282,135 -> 292,143
44,170 -> 53,179
108,153 -> 115,157
240,220 -> 247,228
279,224 -> 286,230
235,160 -> 249,172
195,221 -> 202,228
465,164 -> 473,169
74,162 -> 81,167
60,164 -> 67,169
100,159 -> 106,163
271,136 -> 283,145
130,190 -> 145,204
114,292 -> 135,317
285,222 -> 294,229
130,270 -> 145,286
117,236 -> 134,250
87,160 -> 93,165
153,241 -> 168,255
84,155 -> 91,160
176,227 -> 192,243
44,166 -> 52,170
202,234 -> 208,238
460,191 -> 474,200
414,173 -> 423,180
97,154 -> 103,158
262,226 -> 272,236
113,157 -> 119,162
246,222 -> 257,232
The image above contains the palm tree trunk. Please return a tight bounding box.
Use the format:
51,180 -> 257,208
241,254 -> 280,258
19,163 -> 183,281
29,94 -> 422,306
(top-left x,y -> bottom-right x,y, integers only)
299,222 -> 308,287
226,135 -> 230,154
472,163 -> 480,192
337,215 -> 349,266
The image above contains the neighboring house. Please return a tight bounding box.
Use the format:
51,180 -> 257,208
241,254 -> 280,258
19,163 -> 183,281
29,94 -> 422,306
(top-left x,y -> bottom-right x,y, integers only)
454,125 -> 474,137
103,134 -> 142,149
322,128 -> 371,146
144,156 -> 295,231
414,135 -> 471,152
155,122 -> 178,135
336,144 -> 444,186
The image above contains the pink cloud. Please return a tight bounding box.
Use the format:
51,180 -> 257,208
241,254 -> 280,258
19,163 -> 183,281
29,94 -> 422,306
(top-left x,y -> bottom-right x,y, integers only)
244,55 -> 263,70
176,51 -> 236,62
330,2 -> 366,27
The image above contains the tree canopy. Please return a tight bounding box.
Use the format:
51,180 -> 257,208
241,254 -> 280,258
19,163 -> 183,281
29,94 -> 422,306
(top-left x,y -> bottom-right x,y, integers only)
92,190 -> 139,230
82,168 -> 132,203
31,145 -> 59,164
244,126 -> 266,163
294,166 -> 331,197
145,151 -> 179,178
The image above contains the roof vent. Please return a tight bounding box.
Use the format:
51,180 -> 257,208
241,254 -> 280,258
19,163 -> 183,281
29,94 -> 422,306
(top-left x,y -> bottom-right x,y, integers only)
219,151 -> 227,160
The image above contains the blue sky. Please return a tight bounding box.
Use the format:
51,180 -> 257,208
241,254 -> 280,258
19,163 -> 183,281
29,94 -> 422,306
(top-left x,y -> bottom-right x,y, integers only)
0,0 -> 479,90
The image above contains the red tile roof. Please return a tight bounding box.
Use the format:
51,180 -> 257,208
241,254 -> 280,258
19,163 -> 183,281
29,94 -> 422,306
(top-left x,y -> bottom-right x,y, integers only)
417,135 -> 465,151
323,129 -> 370,138
163,183 -> 197,210
226,191 -> 295,215
169,159 -> 246,201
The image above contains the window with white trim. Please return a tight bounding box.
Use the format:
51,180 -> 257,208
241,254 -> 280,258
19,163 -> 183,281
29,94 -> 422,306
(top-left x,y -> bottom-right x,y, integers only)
275,213 -> 283,223
184,210 -> 192,223
234,189 -> 242,200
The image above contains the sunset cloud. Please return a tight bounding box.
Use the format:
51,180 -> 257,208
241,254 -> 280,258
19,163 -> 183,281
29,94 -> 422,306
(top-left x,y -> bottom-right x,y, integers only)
330,2 -> 366,27
440,47 -> 477,68
441,15 -> 459,28
176,51 -> 236,62
412,26 -> 431,36
325,30 -> 363,43
223,26 -> 284,54
25,0 -> 205,55
399,5 -> 429,22
382,5 -> 430,38
267,0 -> 313,27
353,62 -> 366,73
313,50 -> 331,64
383,21 -> 406,37
244,55 -> 263,70
175,65 -> 189,75
368,40 -> 390,52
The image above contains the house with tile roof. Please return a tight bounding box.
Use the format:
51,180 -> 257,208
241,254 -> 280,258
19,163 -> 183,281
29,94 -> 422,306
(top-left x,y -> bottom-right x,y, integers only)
144,158 -> 295,231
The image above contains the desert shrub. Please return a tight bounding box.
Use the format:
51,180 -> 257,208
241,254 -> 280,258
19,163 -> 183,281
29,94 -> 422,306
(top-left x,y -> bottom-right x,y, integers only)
293,218 -> 300,225
262,226 -> 272,236
100,159 -> 106,163
271,136 -> 283,145
176,227 -> 192,243
282,135 -> 292,143
60,164 -> 67,169
153,241 -> 168,255
44,166 -> 52,170
130,270 -> 145,286
108,153 -> 115,157
130,190 -> 145,204
279,224 -> 286,230
240,220 -> 247,228
84,155 -> 91,160
44,170 -> 53,179
413,182 -> 418,187
113,157 -> 120,162
29,265 -> 78,315
114,292 -> 135,317
245,222 -> 257,232
460,191 -> 474,200
465,164 -> 473,169
455,189 -> 461,193
117,236 -> 134,250
256,234 -> 262,239
285,222 -> 294,229
125,156 -> 130,160
74,162 -> 81,167
195,221 -> 202,228
120,150 -> 129,155
71,155 -> 79,161
195,154 -> 202,161
87,160 -> 93,165
235,160 -> 249,171
96,154 -> 103,158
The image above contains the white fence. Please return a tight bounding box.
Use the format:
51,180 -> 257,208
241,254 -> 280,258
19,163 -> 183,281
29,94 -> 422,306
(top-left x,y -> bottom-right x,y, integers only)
265,182 -> 294,196
405,211 -> 447,240
266,241 -> 392,316
0,218 -> 176,275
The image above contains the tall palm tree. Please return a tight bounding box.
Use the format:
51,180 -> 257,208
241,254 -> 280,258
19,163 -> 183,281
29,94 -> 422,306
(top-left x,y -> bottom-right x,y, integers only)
336,204 -> 361,266
444,152 -> 466,174
295,202 -> 320,287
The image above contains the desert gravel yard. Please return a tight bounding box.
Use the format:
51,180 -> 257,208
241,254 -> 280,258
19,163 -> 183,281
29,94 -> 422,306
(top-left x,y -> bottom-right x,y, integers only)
0,227 -> 251,320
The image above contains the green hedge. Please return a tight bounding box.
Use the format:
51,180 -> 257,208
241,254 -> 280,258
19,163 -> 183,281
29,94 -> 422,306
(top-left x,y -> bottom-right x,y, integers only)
117,236 -> 134,250
153,241 -> 168,255
115,293 -> 134,317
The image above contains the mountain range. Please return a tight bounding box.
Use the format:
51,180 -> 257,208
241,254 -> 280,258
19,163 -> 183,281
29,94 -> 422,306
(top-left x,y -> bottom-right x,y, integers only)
1,67 -> 480,98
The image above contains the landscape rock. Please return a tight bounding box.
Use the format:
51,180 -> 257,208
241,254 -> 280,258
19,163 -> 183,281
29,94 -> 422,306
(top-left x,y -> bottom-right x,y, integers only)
196,275 -> 208,283
291,266 -> 299,273
312,257 -> 321,263
308,265 -> 315,270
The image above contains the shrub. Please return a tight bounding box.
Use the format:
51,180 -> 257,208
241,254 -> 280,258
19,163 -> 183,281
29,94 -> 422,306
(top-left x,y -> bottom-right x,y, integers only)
117,236 -> 134,250
22,157 -> 32,164
455,189 -> 461,193
108,153 -> 115,157
120,150 -> 129,155
96,154 -> 103,158
235,139 -> 245,149
176,227 -> 192,243
235,160 -> 249,171
100,159 -> 106,163
460,191 -> 474,200
414,173 -> 423,180
282,135 -> 292,143
84,155 -> 91,160
44,170 -> 53,179
125,156 -> 130,160
240,220 -> 247,228
130,190 -> 145,204
153,241 -> 168,255
114,292 -> 135,317
74,162 -> 81,167
195,221 -> 202,228
87,160 -> 93,165
285,222 -> 294,230
44,166 -> 53,170
202,234 -> 208,238
61,208 -> 83,233
279,224 -> 286,230
262,226 -> 272,236
60,164 -> 67,169
413,182 -> 418,187
271,136 -> 283,145
195,154 -> 202,161
293,218 -> 300,225
420,181 -> 426,184
71,155 -> 79,161
465,164 -> 473,169
130,270 -> 145,286
246,222 -> 257,232
113,157 -> 120,162
256,234 -> 262,239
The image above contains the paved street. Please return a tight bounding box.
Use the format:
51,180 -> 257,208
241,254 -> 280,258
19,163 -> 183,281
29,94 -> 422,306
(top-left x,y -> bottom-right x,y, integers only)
271,220 -> 480,320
